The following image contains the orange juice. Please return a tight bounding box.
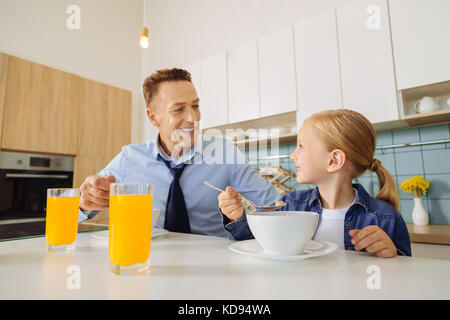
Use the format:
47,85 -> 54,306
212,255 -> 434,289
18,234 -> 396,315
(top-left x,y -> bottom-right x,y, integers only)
109,194 -> 153,267
45,196 -> 80,246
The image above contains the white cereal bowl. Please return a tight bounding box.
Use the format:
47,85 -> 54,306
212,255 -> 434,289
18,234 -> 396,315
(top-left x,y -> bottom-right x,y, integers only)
246,211 -> 319,256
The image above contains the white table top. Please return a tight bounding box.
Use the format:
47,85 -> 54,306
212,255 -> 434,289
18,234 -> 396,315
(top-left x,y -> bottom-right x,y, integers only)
1,231 -> 449,299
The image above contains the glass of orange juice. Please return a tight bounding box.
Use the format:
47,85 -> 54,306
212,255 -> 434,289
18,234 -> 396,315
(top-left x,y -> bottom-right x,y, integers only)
45,188 -> 80,253
109,182 -> 153,275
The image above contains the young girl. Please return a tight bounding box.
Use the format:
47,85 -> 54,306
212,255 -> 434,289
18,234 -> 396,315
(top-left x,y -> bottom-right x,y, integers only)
219,109 -> 411,257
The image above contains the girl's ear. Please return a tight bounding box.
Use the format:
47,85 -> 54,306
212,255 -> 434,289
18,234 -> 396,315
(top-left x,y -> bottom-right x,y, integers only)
327,149 -> 346,173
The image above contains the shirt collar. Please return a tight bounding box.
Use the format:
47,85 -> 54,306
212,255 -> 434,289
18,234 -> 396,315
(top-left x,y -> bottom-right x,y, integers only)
149,134 -> 240,165
308,187 -> 321,207
150,134 -> 203,166
308,183 -> 370,212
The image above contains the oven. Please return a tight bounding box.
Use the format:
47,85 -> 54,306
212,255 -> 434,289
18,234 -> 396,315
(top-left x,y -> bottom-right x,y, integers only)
0,151 -> 74,240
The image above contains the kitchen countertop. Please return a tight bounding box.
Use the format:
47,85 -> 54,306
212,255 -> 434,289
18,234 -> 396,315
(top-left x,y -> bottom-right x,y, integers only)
407,224 -> 450,245
1,231 -> 449,299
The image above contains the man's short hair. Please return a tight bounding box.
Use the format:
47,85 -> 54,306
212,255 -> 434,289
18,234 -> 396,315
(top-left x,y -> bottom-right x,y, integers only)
142,68 -> 192,108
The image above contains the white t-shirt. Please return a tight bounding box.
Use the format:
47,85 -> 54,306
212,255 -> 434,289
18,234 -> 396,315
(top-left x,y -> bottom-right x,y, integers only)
313,190 -> 356,249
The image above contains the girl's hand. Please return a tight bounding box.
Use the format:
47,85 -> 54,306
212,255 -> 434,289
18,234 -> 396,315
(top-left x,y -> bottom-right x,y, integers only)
349,225 -> 397,258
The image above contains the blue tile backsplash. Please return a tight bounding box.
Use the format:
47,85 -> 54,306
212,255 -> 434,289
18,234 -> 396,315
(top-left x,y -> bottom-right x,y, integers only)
244,123 -> 450,225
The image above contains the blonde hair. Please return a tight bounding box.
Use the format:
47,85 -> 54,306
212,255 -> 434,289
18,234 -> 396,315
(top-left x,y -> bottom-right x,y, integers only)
304,109 -> 399,211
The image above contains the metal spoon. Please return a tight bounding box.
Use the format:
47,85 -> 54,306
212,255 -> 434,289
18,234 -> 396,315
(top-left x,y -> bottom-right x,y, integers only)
203,181 -> 286,211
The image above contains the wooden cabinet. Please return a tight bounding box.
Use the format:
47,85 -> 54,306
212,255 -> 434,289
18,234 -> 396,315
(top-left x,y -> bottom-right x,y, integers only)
73,155 -> 113,188
74,79 -> 130,231
258,26 -> 297,117
75,79 -> 130,230
336,0 -> 398,124
1,56 -> 81,154
227,40 -> 260,123
77,78 -> 131,158
0,53 -> 132,231
294,10 -> 343,127
0,55 -> 131,158
0,53 -> 8,145
200,52 -> 229,129
389,0 -> 450,90
74,155 -> 112,231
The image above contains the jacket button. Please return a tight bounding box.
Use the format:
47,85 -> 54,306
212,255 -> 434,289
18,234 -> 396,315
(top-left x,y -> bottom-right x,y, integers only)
346,223 -> 351,228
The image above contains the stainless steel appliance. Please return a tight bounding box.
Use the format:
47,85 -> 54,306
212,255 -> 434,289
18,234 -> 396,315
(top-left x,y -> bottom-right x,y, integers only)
0,151 -> 74,240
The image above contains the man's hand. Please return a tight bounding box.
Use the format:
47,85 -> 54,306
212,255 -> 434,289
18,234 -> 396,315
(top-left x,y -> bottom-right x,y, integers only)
349,225 -> 397,258
218,186 -> 244,222
79,175 -> 115,211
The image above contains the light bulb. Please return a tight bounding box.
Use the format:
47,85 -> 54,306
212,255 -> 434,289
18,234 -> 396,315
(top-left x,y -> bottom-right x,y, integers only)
140,35 -> 149,48
140,27 -> 149,48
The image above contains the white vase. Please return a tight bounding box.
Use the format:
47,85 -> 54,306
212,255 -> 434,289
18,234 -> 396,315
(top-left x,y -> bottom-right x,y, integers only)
412,197 -> 429,226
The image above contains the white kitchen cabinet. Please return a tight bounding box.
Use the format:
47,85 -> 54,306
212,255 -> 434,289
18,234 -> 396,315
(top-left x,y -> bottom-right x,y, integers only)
199,52 -> 229,129
294,10 -> 343,128
389,0 -> 450,90
184,61 -> 203,130
185,61 -> 202,99
227,40 -> 260,123
336,0 -> 398,124
258,26 -> 298,118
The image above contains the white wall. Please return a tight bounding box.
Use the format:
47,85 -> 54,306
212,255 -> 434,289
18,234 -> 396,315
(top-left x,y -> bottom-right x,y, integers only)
141,0 -> 357,140
0,0 -> 144,144
0,0 -> 360,143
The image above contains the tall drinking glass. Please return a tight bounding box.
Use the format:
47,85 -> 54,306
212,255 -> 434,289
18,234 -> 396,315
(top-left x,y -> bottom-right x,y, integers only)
45,188 -> 80,253
109,182 -> 153,275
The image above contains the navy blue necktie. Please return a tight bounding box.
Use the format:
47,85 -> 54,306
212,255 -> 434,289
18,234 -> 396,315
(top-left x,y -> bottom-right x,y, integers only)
157,154 -> 191,233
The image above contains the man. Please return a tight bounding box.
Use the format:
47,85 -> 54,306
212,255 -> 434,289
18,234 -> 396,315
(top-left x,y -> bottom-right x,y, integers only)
79,68 -> 279,240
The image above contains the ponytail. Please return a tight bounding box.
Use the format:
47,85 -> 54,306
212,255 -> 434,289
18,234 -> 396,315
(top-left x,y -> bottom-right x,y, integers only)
370,159 -> 399,211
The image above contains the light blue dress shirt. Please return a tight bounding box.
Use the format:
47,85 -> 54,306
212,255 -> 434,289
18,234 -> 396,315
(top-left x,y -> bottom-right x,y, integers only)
79,135 -> 279,240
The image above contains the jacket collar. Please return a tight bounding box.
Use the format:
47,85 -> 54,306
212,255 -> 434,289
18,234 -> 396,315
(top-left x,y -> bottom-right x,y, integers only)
308,183 -> 370,212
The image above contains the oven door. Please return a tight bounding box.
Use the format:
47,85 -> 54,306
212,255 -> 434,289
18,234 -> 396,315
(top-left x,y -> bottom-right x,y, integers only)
0,169 -> 74,240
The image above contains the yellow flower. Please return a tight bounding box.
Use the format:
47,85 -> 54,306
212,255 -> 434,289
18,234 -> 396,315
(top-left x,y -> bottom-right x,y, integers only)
400,175 -> 430,196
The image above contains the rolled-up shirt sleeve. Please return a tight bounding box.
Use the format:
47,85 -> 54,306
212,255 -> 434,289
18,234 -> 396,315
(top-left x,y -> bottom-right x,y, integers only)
223,211 -> 253,240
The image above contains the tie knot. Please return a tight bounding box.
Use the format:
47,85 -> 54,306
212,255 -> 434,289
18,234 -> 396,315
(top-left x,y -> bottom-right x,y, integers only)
171,163 -> 187,179
157,154 -> 188,179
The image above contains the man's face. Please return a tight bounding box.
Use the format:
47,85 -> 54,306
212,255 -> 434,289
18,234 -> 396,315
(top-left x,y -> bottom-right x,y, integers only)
147,81 -> 201,153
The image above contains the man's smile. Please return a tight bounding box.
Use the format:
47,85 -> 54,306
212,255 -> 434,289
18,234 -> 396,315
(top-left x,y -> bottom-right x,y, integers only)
178,127 -> 195,133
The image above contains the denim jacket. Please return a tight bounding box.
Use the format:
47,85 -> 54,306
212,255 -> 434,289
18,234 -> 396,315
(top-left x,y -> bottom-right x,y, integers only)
226,184 -> 411,256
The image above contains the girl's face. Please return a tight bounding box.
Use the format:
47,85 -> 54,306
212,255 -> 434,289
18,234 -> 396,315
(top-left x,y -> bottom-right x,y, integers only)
290,123 -> 331,185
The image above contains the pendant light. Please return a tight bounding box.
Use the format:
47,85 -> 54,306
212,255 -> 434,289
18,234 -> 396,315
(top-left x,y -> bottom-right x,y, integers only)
140,0 -> 149,48
140,27 -> 149,48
